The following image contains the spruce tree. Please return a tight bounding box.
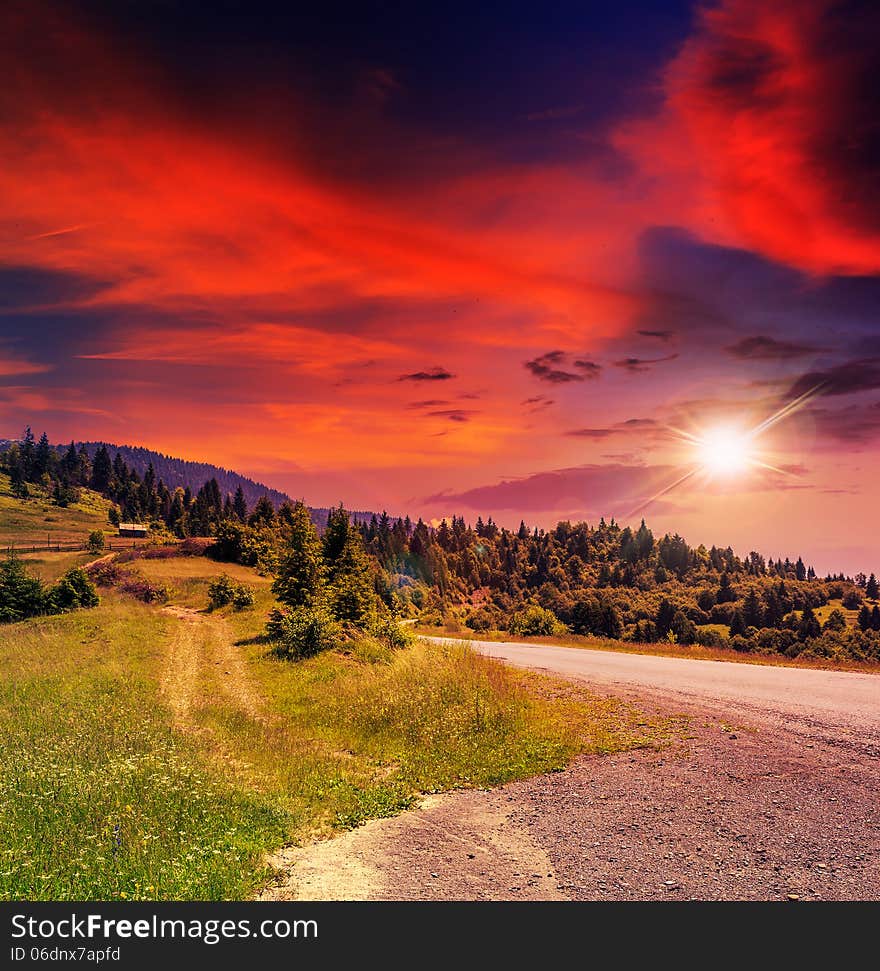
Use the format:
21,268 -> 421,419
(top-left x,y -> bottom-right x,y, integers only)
91,445 -> 112,493
330,528 -> 375,624
233,486 -> 248,521
272,501 -> 327,608
728,607 -> 747,637
743,588 -> 763,628
866,573 -> 879,601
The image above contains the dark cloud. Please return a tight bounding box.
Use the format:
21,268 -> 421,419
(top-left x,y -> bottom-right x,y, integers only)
425,463 -> 676,514
787,358 -> 880,399
0,266 -> 110,310
807,401 -> 880,444
427,409 -> 477,422
726,335 -> 822,360
524,351 -> 584,384
398,367 -> 456,382
565,428 -> 614,439
613,353 -> 678,373
637,329 -> 674,341
565,417 -> 659,439
522,395 -> 554,410
572,359 -> 602,377
408,399 -> 450,408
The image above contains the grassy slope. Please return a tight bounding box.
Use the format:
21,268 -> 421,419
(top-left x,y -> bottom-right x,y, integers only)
0,546 -> 679,901
0,472 -> 111,547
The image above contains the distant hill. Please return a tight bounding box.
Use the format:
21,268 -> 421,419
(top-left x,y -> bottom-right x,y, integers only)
0,437 -> 378,529
74,442 -> 379,529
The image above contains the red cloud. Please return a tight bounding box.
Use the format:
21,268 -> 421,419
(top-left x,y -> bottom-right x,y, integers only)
620,0 -> 880,275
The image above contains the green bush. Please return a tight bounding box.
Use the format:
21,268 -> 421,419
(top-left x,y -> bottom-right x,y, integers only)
208,574 -> 255,611
267,603 -> 340,660
232,584 -> 255,610
369,613 -> 413,650
87,530 -> 106,555
509,604 -> 565,637
0,556 -> 46,623
48,569 -> 100,613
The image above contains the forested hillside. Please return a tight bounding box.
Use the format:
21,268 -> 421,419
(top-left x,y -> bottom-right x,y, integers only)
2,427 -> 877,663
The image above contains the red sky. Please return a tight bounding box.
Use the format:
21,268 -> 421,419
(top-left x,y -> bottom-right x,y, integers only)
1,0 -> 879,574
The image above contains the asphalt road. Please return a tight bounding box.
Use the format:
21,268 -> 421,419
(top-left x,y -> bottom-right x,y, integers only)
425,636 -> 880,737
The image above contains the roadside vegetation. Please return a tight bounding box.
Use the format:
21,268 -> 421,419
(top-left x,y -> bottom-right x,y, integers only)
0,485 -> 677,901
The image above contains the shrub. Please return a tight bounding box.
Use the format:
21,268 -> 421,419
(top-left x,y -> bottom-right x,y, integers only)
48,568 -> 100,612
0,555 -> 46,623
208,574 -> 237,609
232,584 -> 255,610
267,603 -> 340,660
695,626 -> 725,648
842,589 -> 863,610
465,606 -> 501,632
87,530 -> 106,554
208,574 -> 255,611
85,559 -> 167,604
370,613 -> 413,650
509,605 -> 566,637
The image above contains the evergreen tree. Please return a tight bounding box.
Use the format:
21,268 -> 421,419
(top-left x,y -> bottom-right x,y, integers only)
330,526 -> 375,624
34,432 -> 53,479
655,598 -> 676,636
233,485 -> 248,521
866,573 -> 879,601
20,427 -> 36,479
797,605 -> 821,641
248,495 -> 277,529
272,501 -> 327,608
716,572 -> 737,603
742,588 -> 763,628
91,445 -> 112,493
728,607 -> 747,637
0,554 -> 45,622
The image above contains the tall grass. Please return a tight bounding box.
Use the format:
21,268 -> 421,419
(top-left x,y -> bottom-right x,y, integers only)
1,559 -> 677,900
0,601 -> 287,900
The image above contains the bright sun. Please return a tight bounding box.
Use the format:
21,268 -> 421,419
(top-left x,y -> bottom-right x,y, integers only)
696,426 -> 754,477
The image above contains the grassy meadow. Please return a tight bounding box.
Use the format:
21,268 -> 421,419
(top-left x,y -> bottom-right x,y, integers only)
0,472 -> 111,548
0,489 -> 679,900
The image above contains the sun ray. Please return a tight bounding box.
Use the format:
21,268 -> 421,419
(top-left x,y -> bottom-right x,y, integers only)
626,385 -> 820,516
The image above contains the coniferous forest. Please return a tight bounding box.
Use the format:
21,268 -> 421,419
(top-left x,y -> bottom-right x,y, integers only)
2,428 -> 878,663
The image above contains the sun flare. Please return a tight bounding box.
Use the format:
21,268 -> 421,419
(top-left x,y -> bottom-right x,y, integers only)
695,426 -> 755,477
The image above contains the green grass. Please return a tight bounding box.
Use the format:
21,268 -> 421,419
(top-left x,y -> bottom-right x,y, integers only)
0,598 -> 288,901
0,473 -> 111,547
0,552 -> 678,900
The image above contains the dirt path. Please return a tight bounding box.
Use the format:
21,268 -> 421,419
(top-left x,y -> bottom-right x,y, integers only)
160,605 -> 266,731
261,794 -> 565,901
261,687 -> 880,901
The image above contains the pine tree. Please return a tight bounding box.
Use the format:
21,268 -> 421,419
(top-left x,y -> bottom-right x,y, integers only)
20,427 -> 36,479
248,495 -> 276,528
34,432 -> 53,479
233,485 -> 248,521
323,505 -> 351,565
655,598 -> 676,636
743,588 -> 763,628
716,572 -> 736,603
272,501 -> 327,609
330,528 -> 375,624
866,573 -> 879,601
91,445 -> 112,493
728,607 -> 747,637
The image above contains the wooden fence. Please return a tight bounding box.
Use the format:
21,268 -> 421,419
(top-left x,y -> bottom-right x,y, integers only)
2,539 -> 179,556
